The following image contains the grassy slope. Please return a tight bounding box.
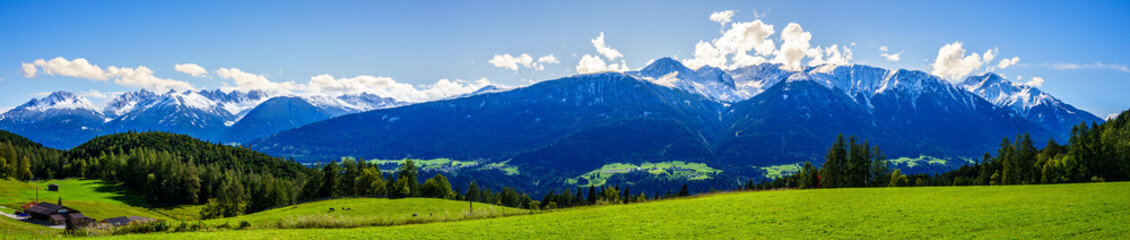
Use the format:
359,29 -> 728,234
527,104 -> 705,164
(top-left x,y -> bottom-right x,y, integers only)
203,198 -> 524,228
95,182 -> 1129,239
0,179 -> 188,221
0,215 -> 60,239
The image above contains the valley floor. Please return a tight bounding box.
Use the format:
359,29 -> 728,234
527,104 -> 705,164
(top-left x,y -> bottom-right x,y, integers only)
87,182 -> 1129,239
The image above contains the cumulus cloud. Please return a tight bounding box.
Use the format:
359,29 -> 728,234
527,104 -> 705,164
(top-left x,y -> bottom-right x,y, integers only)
174,63 -> 209,77
21,57 -> 195,92
488,53 -> 558,71
930,41 -> 997,81
591,32 -> 623,61
879,45 -> 903,62
807,44 -> 853,67
1107,112 -> 1122,121
307,74 -> 491,102
0,106 -> 12,114
709,10 -> 735,26
216,68 -> 300,95
23,57 -> 108,80
684,20 -> 776,69
80,89 -> 112,99
575,33 -> 630,74
1025,77 -> 1044,87
21,63 -> 37,78
576,54 -> 629,74
106,66 -> 196,91
773,23 -> 813,71
1050,62 -> 1130,73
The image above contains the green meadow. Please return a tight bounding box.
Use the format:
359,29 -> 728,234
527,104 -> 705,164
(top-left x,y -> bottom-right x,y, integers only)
84,182 -> 1130,239
568,161 -> 720,187
0,179 -> 191,221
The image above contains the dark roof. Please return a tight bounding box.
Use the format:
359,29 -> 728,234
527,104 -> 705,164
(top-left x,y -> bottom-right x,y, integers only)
103,217 -> 130,226
27,202 -> 65,215
48,183 -> 59,186
49,214 -> 65,222
128,216 -> 155,222
67,212 -> 91,220
103,216 -> 154,226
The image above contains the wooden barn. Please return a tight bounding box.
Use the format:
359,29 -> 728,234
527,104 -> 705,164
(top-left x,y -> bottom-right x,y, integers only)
47,183 -> 59,191
25,202 -> 94,226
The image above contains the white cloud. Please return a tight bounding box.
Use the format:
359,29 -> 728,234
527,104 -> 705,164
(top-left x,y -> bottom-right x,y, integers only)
1025,77 -> 1044,87
0,106 -> 12,114
488,53 -> 558,71
21,63 -> 37,78
879,46 -> 902,62
21,57 -> 195,92
807,44 -> 853,67
174,63 -> 209,77
995,57 -> 1019,70
773,23 -> 813,71
216,68 -> 299,95
24,57 -> 108,80
1050,62 -> 1130,73
930,41 -> 997,81
306,74 -> 491,102
684,20 -> 776,69
575,54 -> 628,74
80,89 -> 111,99
107,66 -> 196,92
709,10 -> 735,26
591,32 -> 623,61
575,33 -> 630,74
1107,112 -> 1122,121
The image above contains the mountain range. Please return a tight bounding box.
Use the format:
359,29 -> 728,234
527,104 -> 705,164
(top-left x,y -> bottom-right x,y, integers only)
243,59 -> 1100,184
0,89 -> 407,148
1,58 -> 1103,181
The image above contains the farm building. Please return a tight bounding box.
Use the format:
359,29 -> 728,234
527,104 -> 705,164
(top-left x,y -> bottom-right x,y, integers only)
25,202 -> 95,226
47,183 -> 59,191
101,216 -> 156,226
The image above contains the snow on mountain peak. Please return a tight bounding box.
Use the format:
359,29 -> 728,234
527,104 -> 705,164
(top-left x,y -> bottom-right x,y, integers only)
18,91 -> 101,113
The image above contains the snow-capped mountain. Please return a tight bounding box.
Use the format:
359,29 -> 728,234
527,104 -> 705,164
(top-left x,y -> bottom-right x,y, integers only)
629,58 -> 750,102
300,93 -> 406,117
0,92 -> 105,148
0,88 -> 408,148
961,73 -> 1102,138
2,91 -> 103,121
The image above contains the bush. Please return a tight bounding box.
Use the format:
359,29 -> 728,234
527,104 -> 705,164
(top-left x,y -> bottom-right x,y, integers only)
238,220 -> 252,230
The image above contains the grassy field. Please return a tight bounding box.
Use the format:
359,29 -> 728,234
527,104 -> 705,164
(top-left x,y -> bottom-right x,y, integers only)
759,163 -> 802,179
0,179 -> 190,221
201,197 -> 525,229
568,161 -> 720,187
88,182 -> 1130,239
0,214 -> 59,239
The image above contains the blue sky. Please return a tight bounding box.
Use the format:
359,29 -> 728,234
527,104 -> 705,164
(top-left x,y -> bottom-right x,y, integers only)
2,0 -> 1128,117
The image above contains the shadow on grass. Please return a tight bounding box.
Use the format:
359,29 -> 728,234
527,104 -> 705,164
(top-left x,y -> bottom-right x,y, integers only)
87,180 -> 149,207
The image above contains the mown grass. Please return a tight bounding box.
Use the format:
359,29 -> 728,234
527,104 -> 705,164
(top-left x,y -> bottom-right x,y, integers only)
201,197 -> 524,229
90,182 -> 1130,239
0,179 -> 188,220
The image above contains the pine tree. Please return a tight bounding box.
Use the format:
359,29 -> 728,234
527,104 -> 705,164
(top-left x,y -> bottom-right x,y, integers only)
587,185 -> 597,204
678,184 -> 689,197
